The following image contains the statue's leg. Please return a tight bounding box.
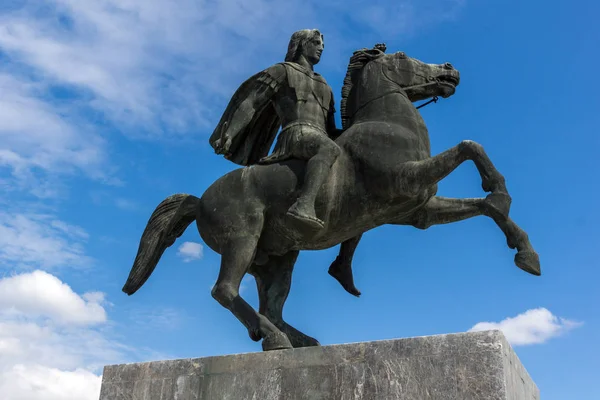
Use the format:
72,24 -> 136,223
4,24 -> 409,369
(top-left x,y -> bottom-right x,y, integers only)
404,196 -> 540,275
250,251 -> 321,348
398,140 -> 511,220
328,234 -> 363,297
211,224 -> 292,351
287,130 -> 341,230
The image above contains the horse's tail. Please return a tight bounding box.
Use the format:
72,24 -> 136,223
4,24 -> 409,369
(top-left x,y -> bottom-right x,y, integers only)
122,194 -> 200,295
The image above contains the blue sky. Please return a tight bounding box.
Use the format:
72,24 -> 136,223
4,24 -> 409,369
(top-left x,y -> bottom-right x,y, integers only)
1,0 -> 598,399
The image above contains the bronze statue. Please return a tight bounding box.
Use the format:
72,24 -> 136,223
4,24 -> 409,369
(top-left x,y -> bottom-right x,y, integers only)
123,30 -> 541,352
210,29 -> 361,296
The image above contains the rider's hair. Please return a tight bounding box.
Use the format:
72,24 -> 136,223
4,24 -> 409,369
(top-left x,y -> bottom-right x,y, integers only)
285,29 -> 323,62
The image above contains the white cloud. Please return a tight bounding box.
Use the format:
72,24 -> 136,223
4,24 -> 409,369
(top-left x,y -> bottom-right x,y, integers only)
0,212 -> 92,270
0,365 -> 101,400
469,308 -> 583,346
0,270 -> 106,325
177,241 -> 204,262
0,271 -> 134,400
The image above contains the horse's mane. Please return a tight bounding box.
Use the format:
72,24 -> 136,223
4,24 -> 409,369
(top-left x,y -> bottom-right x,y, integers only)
340,44 -> 387,130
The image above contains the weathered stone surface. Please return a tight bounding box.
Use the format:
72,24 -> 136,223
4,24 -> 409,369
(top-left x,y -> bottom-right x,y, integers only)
99,330 -> 539,400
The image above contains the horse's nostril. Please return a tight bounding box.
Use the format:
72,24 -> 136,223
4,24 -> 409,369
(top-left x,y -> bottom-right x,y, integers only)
444,62 -> 454,70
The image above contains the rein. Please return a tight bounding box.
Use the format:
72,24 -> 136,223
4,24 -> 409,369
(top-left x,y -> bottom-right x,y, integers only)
404,81 -> 440,110
350,80 -> 441,118
416,96 -> 439,109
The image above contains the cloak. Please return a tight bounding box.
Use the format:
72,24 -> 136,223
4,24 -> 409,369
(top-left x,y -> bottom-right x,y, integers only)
209,68 -> 282,166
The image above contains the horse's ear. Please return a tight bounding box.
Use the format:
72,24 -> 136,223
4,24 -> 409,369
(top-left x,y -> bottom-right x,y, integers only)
373,43 -> 387,53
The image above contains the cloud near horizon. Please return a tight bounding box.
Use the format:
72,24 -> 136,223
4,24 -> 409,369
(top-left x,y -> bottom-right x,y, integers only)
469,308 -> 582,346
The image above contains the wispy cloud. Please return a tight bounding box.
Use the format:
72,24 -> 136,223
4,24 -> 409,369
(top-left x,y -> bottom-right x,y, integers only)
177,241 -> 204,262
1,0 -> 466,193
114,198 -> 138,211
0,212 -> 93,270
128,307 -> 187,332
469,308 -> 583,346
325,0 -> 465,38
89,191 -> 139,211
0,72 -> 109,197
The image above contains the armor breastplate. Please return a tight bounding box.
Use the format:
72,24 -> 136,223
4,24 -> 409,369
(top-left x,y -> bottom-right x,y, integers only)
281,63 -> 332,119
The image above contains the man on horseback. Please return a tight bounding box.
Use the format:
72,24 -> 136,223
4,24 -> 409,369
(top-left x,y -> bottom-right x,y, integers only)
210,28 -> 361,296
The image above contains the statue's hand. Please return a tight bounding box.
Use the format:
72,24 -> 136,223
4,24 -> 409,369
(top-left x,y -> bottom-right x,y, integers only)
214,137 -> 232,154
214,122 -> 233,155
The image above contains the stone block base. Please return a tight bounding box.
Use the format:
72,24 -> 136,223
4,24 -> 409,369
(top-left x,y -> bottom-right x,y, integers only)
99,330 -> 539,399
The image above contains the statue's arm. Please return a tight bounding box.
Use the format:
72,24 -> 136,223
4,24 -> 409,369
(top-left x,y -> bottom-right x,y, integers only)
214,64 -> 286,155
326,95 -> 344,140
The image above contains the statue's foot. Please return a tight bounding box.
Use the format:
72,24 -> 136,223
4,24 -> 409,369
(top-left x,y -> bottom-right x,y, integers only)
328,257 -> 361,297
287,203 -> 324,230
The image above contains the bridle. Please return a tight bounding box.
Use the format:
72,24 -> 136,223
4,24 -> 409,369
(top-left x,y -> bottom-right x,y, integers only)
349,80 -> 441,119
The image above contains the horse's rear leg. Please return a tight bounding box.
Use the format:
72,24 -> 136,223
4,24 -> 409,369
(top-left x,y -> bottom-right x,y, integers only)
250,251 -> 321,348
399,140 -> 512,218
405,196 -> 540,275
211,234 -> 292,351
407,196 -> 485,229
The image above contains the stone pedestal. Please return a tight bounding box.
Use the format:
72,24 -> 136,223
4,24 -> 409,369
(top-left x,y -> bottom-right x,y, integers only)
99,330 -> 539,399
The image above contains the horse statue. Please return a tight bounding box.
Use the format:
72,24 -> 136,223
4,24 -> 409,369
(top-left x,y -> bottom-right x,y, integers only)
122,44 -> 541,352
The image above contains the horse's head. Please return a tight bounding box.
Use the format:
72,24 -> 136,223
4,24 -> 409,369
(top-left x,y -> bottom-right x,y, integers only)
380,51 -> 460,101
341,46 -> 461,129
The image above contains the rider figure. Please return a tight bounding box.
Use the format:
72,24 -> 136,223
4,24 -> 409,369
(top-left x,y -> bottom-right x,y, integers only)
210,29 -> 361,296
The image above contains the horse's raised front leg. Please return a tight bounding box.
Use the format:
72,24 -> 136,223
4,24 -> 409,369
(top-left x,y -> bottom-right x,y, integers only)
401,196 -> 540,275
249,251 -> 321,348
211,229 -> 292,351
398,140 -> 512,219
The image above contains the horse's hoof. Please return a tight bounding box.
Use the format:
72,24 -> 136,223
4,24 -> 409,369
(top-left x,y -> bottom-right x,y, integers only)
248,329 -> 261,342
304,337 -> 321,347
262,332 -> 293,351
515,250 -> 541,276
484,192 -> 511,220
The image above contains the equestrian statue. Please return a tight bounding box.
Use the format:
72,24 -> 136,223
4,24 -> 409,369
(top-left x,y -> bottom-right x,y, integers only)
123,29 -> 541,351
